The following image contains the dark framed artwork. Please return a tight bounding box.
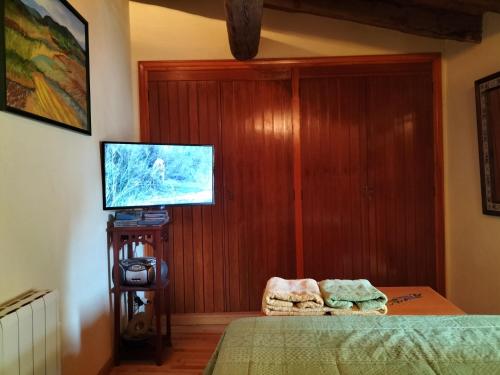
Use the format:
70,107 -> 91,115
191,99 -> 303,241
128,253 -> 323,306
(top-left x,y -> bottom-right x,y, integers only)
475,71 -> 500,216
0,0 -> 91,135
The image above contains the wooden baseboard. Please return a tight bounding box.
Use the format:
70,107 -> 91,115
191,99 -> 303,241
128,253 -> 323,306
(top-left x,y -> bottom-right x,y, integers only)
97,357 -> 113,375
171,311 -> 260,326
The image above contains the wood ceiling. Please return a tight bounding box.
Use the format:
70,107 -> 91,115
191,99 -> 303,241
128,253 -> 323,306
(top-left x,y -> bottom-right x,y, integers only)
132,0 -> 500,60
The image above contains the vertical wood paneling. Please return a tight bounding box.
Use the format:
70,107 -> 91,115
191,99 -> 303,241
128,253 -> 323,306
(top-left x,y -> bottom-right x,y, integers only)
291,69 -> 305,278
418,75 -> 436,288
143,58 -> 441,313
177,82 -> 196,313
432,59 -> 445,295
221,79 -> 295,311
301,65 -> 436,289
208,82 -> 226,313
220,82 -> 240,311
366,71 -> 436,288
188,82 -> 205,313
156,82 -> 177,313
197,83 -> 213,313
148,82 -> 160,142
150,80 -> 225,313
300,76 -> 367,281
168,82 -> 186,312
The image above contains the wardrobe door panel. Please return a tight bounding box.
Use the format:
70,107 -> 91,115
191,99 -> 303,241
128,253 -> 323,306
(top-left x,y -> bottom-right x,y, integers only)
221,80 -> 296,311
366,73 -> 436,288
300,77 -> 368,281
148,80 -> 226,313
300,65 -> 436,289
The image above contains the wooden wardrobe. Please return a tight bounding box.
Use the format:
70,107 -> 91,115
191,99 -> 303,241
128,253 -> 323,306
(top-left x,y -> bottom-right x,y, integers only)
139,55 -> 444,313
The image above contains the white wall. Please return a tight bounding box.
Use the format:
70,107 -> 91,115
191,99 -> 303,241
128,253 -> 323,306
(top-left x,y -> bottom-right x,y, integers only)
444,13 -> 500,314
129,1 -> 500,314
0,0 -> 134,373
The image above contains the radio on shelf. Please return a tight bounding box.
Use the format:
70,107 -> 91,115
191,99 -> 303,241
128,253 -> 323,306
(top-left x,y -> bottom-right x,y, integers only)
116,257 -> 168,286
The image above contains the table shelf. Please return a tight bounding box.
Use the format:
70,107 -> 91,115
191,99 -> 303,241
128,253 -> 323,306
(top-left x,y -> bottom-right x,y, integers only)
107,220 -> 171,366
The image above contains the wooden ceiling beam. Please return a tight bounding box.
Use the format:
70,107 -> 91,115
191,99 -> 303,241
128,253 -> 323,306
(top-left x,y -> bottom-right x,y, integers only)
263,0 -> 483,42
225,0 -> 264,60
392,0 -> 500,15
471,0 -> 500,12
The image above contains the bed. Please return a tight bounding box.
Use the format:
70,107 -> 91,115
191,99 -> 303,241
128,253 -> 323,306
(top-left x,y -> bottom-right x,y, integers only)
204,287 -> 500,375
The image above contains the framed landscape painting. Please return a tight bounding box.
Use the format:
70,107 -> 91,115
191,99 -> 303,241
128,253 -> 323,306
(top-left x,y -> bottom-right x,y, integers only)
0,0 -> 91,135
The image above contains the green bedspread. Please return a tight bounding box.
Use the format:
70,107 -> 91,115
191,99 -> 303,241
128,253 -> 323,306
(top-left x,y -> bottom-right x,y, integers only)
204,315 -> 500,375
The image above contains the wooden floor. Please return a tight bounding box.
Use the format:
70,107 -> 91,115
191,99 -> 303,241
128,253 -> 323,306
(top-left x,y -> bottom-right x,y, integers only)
110,312 -> 258,375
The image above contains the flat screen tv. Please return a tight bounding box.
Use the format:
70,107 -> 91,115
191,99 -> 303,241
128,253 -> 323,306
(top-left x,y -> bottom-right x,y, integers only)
100,142 -> 214,210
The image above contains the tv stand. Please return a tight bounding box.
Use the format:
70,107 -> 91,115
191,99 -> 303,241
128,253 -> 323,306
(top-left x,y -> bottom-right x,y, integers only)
107,221 -> 171,365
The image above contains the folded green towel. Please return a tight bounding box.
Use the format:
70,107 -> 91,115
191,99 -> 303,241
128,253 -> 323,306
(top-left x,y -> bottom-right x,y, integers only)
318,279 -> 388,311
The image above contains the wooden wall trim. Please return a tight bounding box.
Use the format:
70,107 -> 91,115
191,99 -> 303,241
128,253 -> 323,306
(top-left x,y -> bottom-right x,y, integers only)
432,57 -> 446,296
291,68 -> 304,278
298,63 -> 433,78
219,82 -> 230,313
172,312 -> 259,326
138,53 -> 441,72
139,62 -> 151,142
148,68 -> 291,82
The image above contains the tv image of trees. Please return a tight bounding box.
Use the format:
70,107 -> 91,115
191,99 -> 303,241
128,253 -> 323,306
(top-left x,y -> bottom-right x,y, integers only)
104,144 -> 214,208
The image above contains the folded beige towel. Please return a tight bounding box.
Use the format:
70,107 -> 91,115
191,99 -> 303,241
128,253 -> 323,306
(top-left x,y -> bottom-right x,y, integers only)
263,308 -> 328,316
262,277 -> 325,316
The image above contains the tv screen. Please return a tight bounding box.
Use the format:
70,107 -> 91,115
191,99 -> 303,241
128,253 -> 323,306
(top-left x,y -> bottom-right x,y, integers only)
101,142 -> 214,210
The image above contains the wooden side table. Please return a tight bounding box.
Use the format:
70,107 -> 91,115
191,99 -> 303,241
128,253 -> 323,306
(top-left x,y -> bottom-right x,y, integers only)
107,221 -> 171,365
